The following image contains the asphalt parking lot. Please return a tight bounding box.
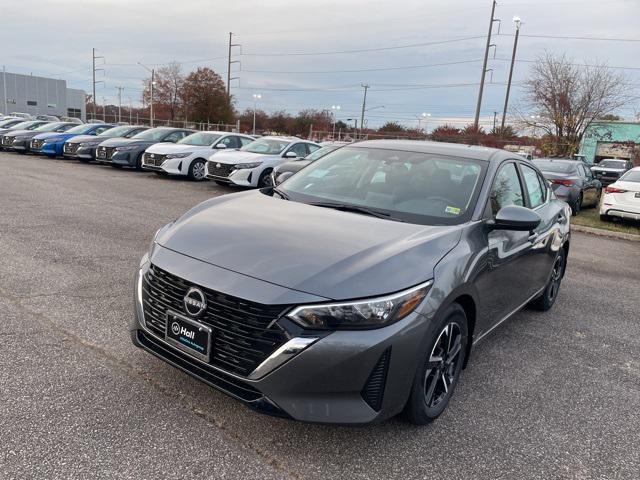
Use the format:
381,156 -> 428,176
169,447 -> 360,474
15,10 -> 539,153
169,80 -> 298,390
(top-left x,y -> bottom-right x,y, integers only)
1,152 -> 639,480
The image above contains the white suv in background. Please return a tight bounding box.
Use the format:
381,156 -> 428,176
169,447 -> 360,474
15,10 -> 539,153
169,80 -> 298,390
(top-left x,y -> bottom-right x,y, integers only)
141,131 -> 254,181
205,136 -> 321,187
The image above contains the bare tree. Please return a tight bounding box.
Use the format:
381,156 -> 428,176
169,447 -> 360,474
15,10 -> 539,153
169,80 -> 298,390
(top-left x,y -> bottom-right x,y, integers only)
142,62 -> 184,121
519,52 -> 636,156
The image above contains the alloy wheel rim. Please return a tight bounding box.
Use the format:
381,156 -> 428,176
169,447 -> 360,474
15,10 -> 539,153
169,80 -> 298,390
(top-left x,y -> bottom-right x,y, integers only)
193,162 -> 205,180
424,322 -> 462,409
548,255 -> 563,301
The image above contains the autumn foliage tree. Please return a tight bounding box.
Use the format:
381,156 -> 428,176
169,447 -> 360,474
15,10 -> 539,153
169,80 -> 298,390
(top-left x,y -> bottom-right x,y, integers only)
142,62 -> 184,121
180,67 -> 233,124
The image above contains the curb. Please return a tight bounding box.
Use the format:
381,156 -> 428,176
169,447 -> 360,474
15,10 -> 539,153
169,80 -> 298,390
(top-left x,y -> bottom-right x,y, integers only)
571,224 -> 640,242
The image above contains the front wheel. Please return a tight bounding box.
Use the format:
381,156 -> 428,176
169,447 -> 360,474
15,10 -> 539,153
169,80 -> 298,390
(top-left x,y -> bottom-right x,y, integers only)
110,164 -> 123,169
528,249 -> 566,311
571,193 -> 582,216
188,159 -> 206,181
257,169 -> 274,188
403,304 -> 468,425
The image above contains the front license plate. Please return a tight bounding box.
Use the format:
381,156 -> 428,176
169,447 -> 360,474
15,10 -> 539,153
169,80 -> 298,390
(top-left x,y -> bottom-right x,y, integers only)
165,311 -> 212,362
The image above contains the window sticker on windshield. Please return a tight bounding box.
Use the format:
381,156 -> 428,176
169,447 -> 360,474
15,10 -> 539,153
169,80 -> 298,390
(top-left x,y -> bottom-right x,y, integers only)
445,206 -> 461,215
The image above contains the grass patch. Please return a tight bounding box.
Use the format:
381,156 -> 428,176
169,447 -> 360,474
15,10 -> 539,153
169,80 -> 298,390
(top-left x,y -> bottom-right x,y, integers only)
572,207 -> 640,236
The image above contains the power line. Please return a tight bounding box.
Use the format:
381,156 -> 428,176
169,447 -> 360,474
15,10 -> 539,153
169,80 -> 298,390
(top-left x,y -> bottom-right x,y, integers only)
499,33 -> 640,42
240,59 -> 482,74
239,35 -> 486,57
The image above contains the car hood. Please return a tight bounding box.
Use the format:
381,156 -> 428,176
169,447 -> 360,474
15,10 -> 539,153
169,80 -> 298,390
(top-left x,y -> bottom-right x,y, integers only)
156,191 -> 461,300
210,150 -> 276,164
276,160 -> 310,173
98,137 -> 154,147
3,129 -> 33,137
146,143 -> 206,154
33,131 -> 66,140
66,134 -> 102,145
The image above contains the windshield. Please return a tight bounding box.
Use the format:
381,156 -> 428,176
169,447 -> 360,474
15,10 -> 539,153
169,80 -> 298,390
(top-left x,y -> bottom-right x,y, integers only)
0,119 -> 23,128
533,160 -> 576,174
178,132 -> 221,146
10,120 -> 42,130
98,126 -> 131,137
280,147 -> 486,225
306,145 -> 342,161
132,128 -> 172,141
241,138 -> 289,154
620,170 -> 640,182
67,124 -> 97,134
34,122 -> 68,132
598,160 -> 626,169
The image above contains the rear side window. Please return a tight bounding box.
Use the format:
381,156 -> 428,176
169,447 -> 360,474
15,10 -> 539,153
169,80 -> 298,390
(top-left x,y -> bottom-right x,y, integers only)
521,164 -> 545,208
490,162 -> 524,214
239,136 -> 253,147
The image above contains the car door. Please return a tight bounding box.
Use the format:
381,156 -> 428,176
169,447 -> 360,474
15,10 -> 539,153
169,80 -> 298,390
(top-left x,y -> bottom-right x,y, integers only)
518,162 -> 558,294
476,161 -> 535,334
577,164 -> 596,205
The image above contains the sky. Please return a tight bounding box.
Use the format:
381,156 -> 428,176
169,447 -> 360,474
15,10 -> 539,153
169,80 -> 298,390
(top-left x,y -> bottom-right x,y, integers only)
2,0 -> 639,129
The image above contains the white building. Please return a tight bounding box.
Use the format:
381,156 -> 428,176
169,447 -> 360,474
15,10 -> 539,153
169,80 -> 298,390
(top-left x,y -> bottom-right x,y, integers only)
1,70 -> 86,120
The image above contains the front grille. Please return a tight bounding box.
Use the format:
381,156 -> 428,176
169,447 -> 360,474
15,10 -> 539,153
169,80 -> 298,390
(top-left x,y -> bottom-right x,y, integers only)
1,136 -> 13,146
361,348 -> 391,411
144,152 -> 167,166
141,264 -> 290,377
64,142 -> 80,154
97,146 -> 117,160
206,161 -> 234,178
30,139 -> 44,150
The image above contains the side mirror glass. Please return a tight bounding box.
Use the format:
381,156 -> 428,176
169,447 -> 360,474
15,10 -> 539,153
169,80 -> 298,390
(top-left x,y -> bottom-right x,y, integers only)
490,205 -> 541,231
284,151 -> 298,158
275,171 -> 293,185
215,143 -> 227,149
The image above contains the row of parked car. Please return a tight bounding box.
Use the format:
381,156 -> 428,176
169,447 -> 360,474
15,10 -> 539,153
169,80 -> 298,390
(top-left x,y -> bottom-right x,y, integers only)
1,114 -> 638,222
0,114 -> 348,186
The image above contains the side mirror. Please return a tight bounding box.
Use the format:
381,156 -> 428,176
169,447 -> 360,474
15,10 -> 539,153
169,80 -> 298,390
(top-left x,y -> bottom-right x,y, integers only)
214,143 -> 227,149
275,171 -> 293,185
284,151 -> 298,158
490,205 -> 541,231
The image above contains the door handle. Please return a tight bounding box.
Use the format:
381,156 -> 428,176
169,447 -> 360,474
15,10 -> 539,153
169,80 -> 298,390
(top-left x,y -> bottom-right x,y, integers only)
557,214 -> 567,224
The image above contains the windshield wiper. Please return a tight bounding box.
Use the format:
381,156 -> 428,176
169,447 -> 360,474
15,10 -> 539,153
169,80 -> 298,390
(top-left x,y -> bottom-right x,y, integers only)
272,187 -> 291,200
310,202 -> 403,221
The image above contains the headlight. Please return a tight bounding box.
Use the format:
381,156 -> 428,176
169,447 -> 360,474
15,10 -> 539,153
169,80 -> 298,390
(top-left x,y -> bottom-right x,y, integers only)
13,136 -> 28,141
166,152 -> 192,159
116,145 -> 136,151
234,162 -> 262,170
287,281 -> 432,330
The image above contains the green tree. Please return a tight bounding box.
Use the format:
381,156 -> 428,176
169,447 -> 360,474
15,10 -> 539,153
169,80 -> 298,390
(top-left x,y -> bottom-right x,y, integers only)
180,67 -> 233,124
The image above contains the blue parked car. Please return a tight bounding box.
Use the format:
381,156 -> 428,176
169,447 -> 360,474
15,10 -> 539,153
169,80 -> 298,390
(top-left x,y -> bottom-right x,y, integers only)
31,123 -> 115,157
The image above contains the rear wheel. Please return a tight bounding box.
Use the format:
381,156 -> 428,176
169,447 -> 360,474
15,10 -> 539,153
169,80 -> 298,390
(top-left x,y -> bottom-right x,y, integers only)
188,159 -> 206,181
110,164 -> 123,169
528,249 -> 566,311
571,193 -> 582,216
600,214 -> 610,222
404,304 -> 468,425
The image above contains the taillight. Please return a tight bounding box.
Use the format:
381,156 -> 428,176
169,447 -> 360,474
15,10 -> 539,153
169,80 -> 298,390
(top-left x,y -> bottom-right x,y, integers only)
605,185 -> 627,194
551,179 -> 574,187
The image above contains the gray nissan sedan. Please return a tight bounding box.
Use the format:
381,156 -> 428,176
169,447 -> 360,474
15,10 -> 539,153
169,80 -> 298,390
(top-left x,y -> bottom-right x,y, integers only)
131,140 -> 571,425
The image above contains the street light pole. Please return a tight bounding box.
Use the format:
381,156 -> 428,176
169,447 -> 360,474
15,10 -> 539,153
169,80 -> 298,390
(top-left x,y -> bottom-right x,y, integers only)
417,112 -> 431,132
331,105 -> 341,139
252,93 -> 261,135
137,62 -> 155,126
116,86 -> 124,123
501,16 -> 522,130
359,84 -> 369,139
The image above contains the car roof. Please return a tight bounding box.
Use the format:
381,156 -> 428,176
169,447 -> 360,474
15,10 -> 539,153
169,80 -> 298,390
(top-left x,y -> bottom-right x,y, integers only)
348,139 -> 519,163
534,158 -> 579,163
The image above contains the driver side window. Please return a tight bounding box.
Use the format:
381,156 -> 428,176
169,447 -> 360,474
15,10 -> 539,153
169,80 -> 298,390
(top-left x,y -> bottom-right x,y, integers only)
287,143 -> 308,158
490,162 -> 524,215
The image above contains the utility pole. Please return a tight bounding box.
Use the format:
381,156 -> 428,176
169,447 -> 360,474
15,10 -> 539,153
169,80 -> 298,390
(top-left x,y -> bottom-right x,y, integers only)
252,93 -> 261,135
92,48 -> 104,121
493,111 -> 498,130
501,17 -> 522,130
473,1 -> 499,131
128,97 -> 132,124
102,97 -> 107,122
227,32 -> 240,101
137,62 -> 155,126
116,86 -> 124,123
2,65 -> 7,116
359,84 -> 369,140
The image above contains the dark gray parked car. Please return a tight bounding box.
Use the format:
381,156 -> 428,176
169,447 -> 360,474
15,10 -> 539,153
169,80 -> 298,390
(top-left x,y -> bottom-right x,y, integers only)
131,140 -> 571,425
273,142 -> 347,185
590,158 -> 634,186
63,125 -> 150,161
534,158 -> 601,215
2,121 -> 77,153
96,127 -> 193,169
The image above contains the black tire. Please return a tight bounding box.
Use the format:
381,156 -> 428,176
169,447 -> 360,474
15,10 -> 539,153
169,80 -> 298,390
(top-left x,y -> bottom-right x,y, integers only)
135,153 -> 144,171
188,159 -> 206,181
528,249 -> 566,311
214,180 -> 228,186
600,214 -> 610,222
257,169 -> 274,188
403,304 -> 468,425
77,158 -> 90,163
110,164 -> 123,169
571,193 -> 582,216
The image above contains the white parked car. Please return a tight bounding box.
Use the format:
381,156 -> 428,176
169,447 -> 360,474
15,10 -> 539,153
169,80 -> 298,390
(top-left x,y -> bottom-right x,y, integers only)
600,166 -> 640,222
205,136 -> 321,187
141,131 -> 254,181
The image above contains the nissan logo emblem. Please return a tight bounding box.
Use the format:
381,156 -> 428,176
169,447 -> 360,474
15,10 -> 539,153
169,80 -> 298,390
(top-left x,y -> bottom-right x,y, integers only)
183,287 -> 207,317
171,321 -> 180,335
216,163 -> 221,168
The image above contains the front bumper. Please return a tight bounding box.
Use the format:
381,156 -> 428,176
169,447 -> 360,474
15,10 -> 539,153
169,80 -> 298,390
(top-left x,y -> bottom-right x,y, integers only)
205,165 -> 260,187
110,150 -> 136,166
75,145 -> 96,160
41,142 -> 63,156
130,249 -> 433,424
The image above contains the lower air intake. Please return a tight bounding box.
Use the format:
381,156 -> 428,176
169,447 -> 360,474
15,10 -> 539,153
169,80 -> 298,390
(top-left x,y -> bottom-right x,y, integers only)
361,347 -> 391,411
